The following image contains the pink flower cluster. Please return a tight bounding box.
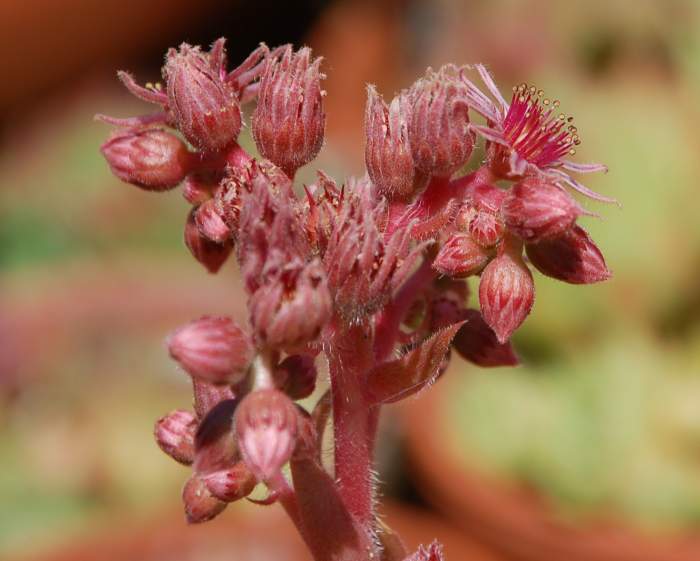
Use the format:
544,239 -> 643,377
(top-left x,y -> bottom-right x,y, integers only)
99,39 -> 612,561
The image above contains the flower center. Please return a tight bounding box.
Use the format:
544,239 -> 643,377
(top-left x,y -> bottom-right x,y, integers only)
503,83 -> 581,167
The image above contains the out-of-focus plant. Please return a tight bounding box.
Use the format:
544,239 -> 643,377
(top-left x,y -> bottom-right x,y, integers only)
97,38 -> 612,560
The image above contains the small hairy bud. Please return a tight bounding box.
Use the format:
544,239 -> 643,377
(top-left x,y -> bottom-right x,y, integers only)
433,232 -> 491,278
249,259 -> 331,351
409,66 -> 475,176
217,159 -> 292,243
194,199 -> 231,243
275,355 -> 318,400
364,86 -> 416,199
252,46 -> 325,176
478,241 -> 535,343
457,184 -> 507,247
184,208 -> 233,273
100,128 -> 192,190
235,389 -> 299,481
182,474 -> 226,524
503,178 -> 582,242
325,183 -> 418,318
168,316 -> 254,385
164,43 -> 242,152
202,462 -> 257,502
235,162 -> 306,293
154,409 -> 197,465
526,225 -> 611,284
452,309 -> 519,367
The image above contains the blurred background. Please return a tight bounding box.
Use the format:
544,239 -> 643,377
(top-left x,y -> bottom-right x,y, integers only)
2,0 -> 700,560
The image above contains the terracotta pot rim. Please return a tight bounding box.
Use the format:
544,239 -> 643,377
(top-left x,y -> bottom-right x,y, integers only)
402,375 -> 700,561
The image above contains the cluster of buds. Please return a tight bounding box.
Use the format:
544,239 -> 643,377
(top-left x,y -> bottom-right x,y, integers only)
100,39 -> 613,561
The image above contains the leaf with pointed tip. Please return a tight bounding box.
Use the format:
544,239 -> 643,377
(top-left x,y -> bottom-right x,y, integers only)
290,455 -> 371,561
366,322 -> 464,404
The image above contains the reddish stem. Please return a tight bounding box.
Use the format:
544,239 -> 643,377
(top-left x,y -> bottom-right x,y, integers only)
373,256 -> 436,362
326,319 -> 376,529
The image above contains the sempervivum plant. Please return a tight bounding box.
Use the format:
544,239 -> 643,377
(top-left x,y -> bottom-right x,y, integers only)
99,39 -> 613,561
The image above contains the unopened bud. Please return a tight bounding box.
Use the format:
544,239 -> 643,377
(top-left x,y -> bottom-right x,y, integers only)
364,86 -> 416,199
457,185 -> 506,247
252,46 -> 325,176
478,241 -> 535,343
433,232 -> 491,278
525,225 -> 611,284
168,316 -> 254,385
182,474 -> 226,524
249,259 -> 331,351
185,208 -> 233,273
275,355 -> 318,400
235,389 -> 299,481
452,309 -> 519,367
154,409 -> 197,465
100,128 -> 192,190
503,179 -> 582,243
164,43 -> 242,152
195,199 -> 231,243
202,462 -> 257,502
409,66 -> 474,176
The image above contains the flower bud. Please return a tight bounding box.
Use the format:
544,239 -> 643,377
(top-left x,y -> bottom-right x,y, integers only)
478,242 -> 535,343
409,66 -> 474,176
276,355 -> 318,400
325,185 -> 418,319
249,259 -> 331,351
202,462 -> 257,502
457,184 -> 506,247
503,179 -> 583,243
235,162 -> 306,293
185,208 -> 233,273
452,309 -> 519,367
100,128 -> 192,190
168,316 -> 254,385
182,474 -> 226,524
235,389 -> 299,481
164,43 -> 242,152
194,199 -> 231,243
364,86 -> 416,199
154,409 -> 197,465
525,225 -> 611,284
252,46 -> 325,176
433,232 -> 491,278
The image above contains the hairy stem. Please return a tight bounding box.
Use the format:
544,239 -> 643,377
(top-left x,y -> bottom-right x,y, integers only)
373,256 -> 436,362
326,319 -> 377,529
